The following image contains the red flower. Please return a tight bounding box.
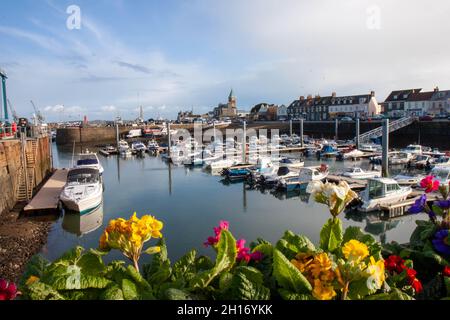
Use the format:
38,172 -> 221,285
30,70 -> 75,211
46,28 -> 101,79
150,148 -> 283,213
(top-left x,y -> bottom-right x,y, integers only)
420,176 -> 440,193
0,279 -> 17,300
406,268 -> 417,280
385,255 -> 406,274
411,278 -> 423,293
204,220 -> 230,247
443,266 -> 450,277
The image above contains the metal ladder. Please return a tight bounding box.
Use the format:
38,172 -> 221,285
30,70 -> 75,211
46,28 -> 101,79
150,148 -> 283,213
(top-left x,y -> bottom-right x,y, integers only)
357,117 -> 416,143
16,139 -> 38,201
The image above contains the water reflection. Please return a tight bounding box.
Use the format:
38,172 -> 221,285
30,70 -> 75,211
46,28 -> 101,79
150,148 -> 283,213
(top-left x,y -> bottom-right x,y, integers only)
62,203 -> 104,237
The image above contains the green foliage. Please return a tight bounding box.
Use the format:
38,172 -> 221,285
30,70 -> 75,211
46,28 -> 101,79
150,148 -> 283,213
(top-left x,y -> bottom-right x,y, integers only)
272,249 -> 312,294
276,231 -> 315,260
190,229 -> 237,289
320,217 -> 343,253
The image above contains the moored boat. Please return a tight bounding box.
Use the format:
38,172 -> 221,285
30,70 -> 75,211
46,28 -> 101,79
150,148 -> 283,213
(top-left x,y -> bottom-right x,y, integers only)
359,178 -> 412,212
60,168 -> 103,215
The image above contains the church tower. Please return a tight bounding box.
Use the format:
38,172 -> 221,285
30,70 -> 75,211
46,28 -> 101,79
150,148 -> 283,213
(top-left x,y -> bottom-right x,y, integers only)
228,88 -> 236,109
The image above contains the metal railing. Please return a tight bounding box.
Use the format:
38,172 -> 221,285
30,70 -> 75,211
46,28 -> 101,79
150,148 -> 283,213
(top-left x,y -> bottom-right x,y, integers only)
357,116 -> 416,143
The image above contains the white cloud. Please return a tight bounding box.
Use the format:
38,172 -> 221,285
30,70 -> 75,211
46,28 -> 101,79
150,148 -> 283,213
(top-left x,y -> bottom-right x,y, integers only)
101,105 -> 117,112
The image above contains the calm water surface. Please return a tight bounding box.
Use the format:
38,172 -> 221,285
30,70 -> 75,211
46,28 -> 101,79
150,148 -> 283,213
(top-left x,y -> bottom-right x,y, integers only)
42,143 -> 427,265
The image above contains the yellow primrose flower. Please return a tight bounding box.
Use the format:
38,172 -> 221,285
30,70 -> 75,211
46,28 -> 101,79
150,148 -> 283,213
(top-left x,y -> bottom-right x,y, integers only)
312,279 -> 337,300
366,256 -> 385,290
98,212 -> 164,272
342,240 -> 369,262
309,253 -> 334,279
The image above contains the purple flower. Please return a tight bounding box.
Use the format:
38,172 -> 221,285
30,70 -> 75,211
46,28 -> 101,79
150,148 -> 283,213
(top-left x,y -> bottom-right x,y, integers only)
432,229 -> 450,256
436,200 -> 450,209
409,195 -> 427,214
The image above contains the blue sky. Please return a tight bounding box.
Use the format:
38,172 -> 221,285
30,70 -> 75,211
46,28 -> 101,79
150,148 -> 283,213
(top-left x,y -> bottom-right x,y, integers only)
1,0 -> 450,121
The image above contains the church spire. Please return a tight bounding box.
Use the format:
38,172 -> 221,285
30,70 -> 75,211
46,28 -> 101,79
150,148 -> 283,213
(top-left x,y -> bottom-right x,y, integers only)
229,88 -> 234,100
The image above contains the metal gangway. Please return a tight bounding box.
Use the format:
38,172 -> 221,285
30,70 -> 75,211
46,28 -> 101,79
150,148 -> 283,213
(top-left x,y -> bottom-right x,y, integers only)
356,116 -> 416,143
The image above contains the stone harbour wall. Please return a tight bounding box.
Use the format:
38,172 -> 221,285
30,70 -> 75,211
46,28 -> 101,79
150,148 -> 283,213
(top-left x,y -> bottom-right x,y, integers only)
0,137 -> 52,217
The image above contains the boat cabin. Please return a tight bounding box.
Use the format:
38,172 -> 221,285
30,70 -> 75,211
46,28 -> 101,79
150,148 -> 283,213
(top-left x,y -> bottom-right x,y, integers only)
67,168 -> 100,185
76,153 -> 99,166
366,178 -> 402,200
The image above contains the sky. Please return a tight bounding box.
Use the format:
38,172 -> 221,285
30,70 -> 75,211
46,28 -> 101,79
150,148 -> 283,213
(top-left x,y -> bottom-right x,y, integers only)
1,0 -> 449,121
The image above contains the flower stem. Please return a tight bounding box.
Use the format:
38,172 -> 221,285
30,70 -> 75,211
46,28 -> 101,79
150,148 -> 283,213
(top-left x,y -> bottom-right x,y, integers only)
342,281 -> 350,300
133,258 -> 140,273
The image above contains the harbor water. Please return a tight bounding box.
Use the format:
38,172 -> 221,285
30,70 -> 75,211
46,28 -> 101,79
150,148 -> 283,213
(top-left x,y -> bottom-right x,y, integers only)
42,143 -> 428,265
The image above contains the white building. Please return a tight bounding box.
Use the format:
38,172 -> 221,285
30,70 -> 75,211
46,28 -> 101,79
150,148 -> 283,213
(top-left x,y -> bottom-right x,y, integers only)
328,91 -> 380,118
277,104 -> 288,120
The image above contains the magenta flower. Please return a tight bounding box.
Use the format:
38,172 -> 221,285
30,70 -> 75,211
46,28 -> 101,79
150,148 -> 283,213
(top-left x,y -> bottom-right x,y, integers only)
0,279 -> 17,300
204,220 -> 230,247
236,239 -> 263,263
420,176 -> 440,193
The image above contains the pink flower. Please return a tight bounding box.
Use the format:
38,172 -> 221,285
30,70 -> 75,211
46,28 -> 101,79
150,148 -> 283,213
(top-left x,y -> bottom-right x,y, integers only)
236,239 -> 263,263
204,220 -> 230,247
420,176 -> 440,193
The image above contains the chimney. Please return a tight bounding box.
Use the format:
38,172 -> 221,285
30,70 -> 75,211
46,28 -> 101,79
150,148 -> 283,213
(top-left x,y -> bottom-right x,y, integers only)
331,92 -> 336,98
299,96 -> 305,101
370,91 -> 375,97
307,94 -> 312,100
434,86 -> 439,92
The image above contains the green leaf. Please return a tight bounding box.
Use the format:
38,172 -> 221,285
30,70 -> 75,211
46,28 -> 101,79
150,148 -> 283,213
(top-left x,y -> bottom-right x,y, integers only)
278,288 -> 314,300
24,281 -> 66,300
194,256 -> 214,271
431,205 -> 444,216
234,266 -> 264,285
272,249 -> 312,294
222,272 -> 270,300
365,288 -> 414,300
219,272 -> 234,291
122,278 -> 138,300
190,229 -> 237,289
100,285 -> 124,300
163,288 -> 196,300
143,238 -> 172,285
252,243 -> 273,257
173,249 -> 197,280
77,251 -> 106,275
320,217 -> 343,253
445,277 -> 450,296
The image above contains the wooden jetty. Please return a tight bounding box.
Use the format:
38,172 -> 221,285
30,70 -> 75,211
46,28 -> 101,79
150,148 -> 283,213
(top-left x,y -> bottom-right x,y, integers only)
23,169 -> 68,214
325,174 -> 367,190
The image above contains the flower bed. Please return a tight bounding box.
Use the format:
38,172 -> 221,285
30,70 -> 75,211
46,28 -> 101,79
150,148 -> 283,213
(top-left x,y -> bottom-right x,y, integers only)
2,179 -> 448,300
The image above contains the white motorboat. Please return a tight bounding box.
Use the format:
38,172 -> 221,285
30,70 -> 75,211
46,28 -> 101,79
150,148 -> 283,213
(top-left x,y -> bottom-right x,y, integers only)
342,149 -> 365,160
359,178 -> 412,212
60,168 -> 103,215
74,151 -> 104,175
359,143 -> 382,153
147,140 -> 160,151
433,156 -> 450,168
410,154 -> 433,168
279,166 -> 329,191
431,166 -> 450,186
118,140 -> 132,156
131,141 -> 147,153
401,144 -> 423,155
393,174 -> 425,186
278,157 -> 305,169
62,202 -> 104,236
247,157 -> 279,182
260,166 -> 300,185
389,152 -> 414,165
206,158 -> 239,171
341,167 -> 381,179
